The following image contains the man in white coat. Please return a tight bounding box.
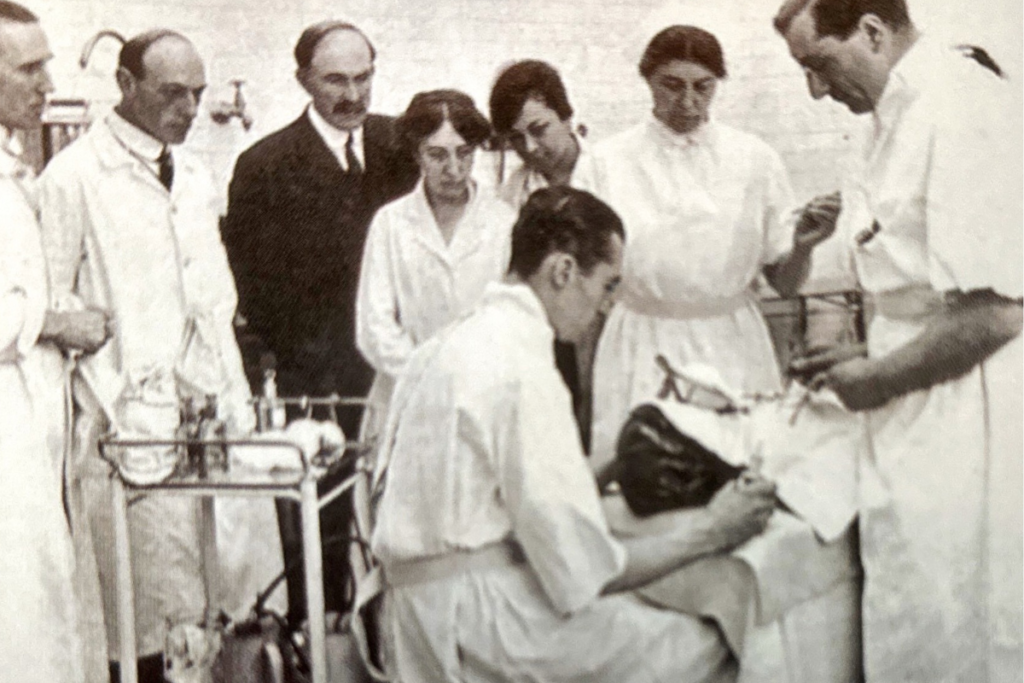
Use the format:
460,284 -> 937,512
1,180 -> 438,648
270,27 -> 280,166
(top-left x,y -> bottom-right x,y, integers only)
776,1 -> 1023,681
0,3 -> 112,681
37,29 -> 282,683
371,187 -> 778,683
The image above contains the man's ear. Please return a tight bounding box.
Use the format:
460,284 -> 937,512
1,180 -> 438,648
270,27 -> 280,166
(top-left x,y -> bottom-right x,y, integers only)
114,66 -> 136,99
548,252 -> 575,290
296,68 -> 311,96
857,14 -> 889,53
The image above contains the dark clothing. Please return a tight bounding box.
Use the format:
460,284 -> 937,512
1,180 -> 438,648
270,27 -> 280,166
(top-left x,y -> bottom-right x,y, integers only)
223,111 -> 419,431
222,111 -> 419,623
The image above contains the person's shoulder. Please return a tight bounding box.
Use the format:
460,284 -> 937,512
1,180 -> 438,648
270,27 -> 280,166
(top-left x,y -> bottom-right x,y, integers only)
371,185 -> 419,224
364,112 -> 397,132
476,183 -> 518,218
591,123 -> 646,158
235,114 -> 311,165
362,113 -> 400,146
38,126 -> 102,183
715,123 -> 778,156
445,315 -> 522,399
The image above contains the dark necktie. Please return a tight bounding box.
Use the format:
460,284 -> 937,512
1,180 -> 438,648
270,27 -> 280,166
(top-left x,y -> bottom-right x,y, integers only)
344,133 -> 362,175
157,147 -> 174,191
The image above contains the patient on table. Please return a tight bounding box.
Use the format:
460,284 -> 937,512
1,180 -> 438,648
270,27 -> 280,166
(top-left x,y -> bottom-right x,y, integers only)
601,363 -> 866,683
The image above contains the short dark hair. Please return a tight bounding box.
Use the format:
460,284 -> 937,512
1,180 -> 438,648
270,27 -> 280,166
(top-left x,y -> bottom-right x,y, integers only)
396,89 -> 492,154
294,21 -> 376,71
509,186 -> 625,279
489,60 -> 574,135
774,0 -> 911,39
0,0 -> 36,23
639,25 -> 727,80
118,29 -> 188,79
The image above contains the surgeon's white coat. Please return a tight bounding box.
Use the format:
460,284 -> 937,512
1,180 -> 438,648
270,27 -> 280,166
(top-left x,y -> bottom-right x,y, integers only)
849,36 -> 1023,683
372,282 -> 735,683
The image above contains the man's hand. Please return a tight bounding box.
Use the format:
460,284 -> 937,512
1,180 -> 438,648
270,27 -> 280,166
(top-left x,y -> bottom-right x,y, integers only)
704,474 -> 777,553
41,308 -> 113,354
793,191 -> 841,251
789,342 -> 868,382
810,356 -> 891,411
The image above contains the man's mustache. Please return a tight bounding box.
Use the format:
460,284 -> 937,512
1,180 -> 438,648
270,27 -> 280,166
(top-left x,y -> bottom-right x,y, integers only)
333,100 -> 367,115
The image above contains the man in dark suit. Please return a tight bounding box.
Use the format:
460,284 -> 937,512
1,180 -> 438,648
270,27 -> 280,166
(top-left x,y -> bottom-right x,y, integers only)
222,21 -> 418,624
224,21 -> 417,421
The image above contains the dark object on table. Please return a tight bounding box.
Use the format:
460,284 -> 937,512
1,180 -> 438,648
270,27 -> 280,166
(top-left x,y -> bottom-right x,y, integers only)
612,403 -> 744,517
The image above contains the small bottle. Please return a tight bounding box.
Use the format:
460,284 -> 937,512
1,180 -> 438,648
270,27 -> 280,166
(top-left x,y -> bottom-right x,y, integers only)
199,394 -> 227,475
178,397 -> 202,477
263,369 -> 287,430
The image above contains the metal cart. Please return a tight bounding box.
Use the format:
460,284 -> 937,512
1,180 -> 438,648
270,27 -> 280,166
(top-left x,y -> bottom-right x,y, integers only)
98,396 -> 373,683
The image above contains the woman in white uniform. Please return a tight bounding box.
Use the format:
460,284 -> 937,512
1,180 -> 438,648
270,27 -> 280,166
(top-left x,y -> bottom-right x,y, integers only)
579,26 -> 838,469
356,90 -> 516,438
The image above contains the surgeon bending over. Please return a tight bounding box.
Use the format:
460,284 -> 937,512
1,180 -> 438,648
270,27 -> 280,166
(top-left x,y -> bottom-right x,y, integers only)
370,186 -> 775,683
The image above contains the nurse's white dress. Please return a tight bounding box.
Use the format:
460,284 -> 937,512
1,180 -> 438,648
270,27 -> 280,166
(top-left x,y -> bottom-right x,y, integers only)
0,133 -> 84,683
576,117 -> 797,469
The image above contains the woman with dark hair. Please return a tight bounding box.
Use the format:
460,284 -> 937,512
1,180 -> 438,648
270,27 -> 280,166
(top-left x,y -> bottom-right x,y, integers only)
489,59 -> 588,208
489,60 -> 601,448
356,89 -> 516,434
578,26 -> 838,470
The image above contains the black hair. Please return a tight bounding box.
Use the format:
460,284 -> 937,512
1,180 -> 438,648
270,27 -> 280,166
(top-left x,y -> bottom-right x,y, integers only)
774,0 -> 911,39
639,25 -> 727,80
0,0 -> 36,23
118,29 -> 188,79
489,60 -> 574,135
294,21 -> 375,71
395,89 -> 492,154
509,186 -> 625,278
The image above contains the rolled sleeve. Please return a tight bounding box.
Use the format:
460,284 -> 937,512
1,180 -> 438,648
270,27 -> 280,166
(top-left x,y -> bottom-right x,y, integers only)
760,145 -> 799,267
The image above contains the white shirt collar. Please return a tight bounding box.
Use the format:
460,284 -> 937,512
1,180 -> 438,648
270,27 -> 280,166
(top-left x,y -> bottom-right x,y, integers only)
307,105 -> 364,171
107,110 -> 166,163
647,113 -> 716,150
479,281 -> 555,347
0,126 -> 26,177
872,34 -> 935,136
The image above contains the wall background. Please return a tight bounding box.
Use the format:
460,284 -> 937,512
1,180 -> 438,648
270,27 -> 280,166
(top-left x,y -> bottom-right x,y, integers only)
27,0 -> 1023,288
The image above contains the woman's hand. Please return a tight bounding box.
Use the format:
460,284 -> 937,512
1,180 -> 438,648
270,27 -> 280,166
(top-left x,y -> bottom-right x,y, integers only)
793,191 -> 841,251
703,474 -> 776,553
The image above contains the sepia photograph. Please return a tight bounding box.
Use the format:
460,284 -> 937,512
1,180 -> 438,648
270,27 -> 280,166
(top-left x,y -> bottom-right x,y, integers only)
1,0 -> 1021,681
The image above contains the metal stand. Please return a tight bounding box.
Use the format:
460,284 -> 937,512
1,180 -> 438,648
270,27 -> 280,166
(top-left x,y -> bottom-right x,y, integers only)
100,404 -> 372,683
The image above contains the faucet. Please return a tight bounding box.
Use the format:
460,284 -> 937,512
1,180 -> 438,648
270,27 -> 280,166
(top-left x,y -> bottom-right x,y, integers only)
209,79 -> 253,131
79,30 -> 126,70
